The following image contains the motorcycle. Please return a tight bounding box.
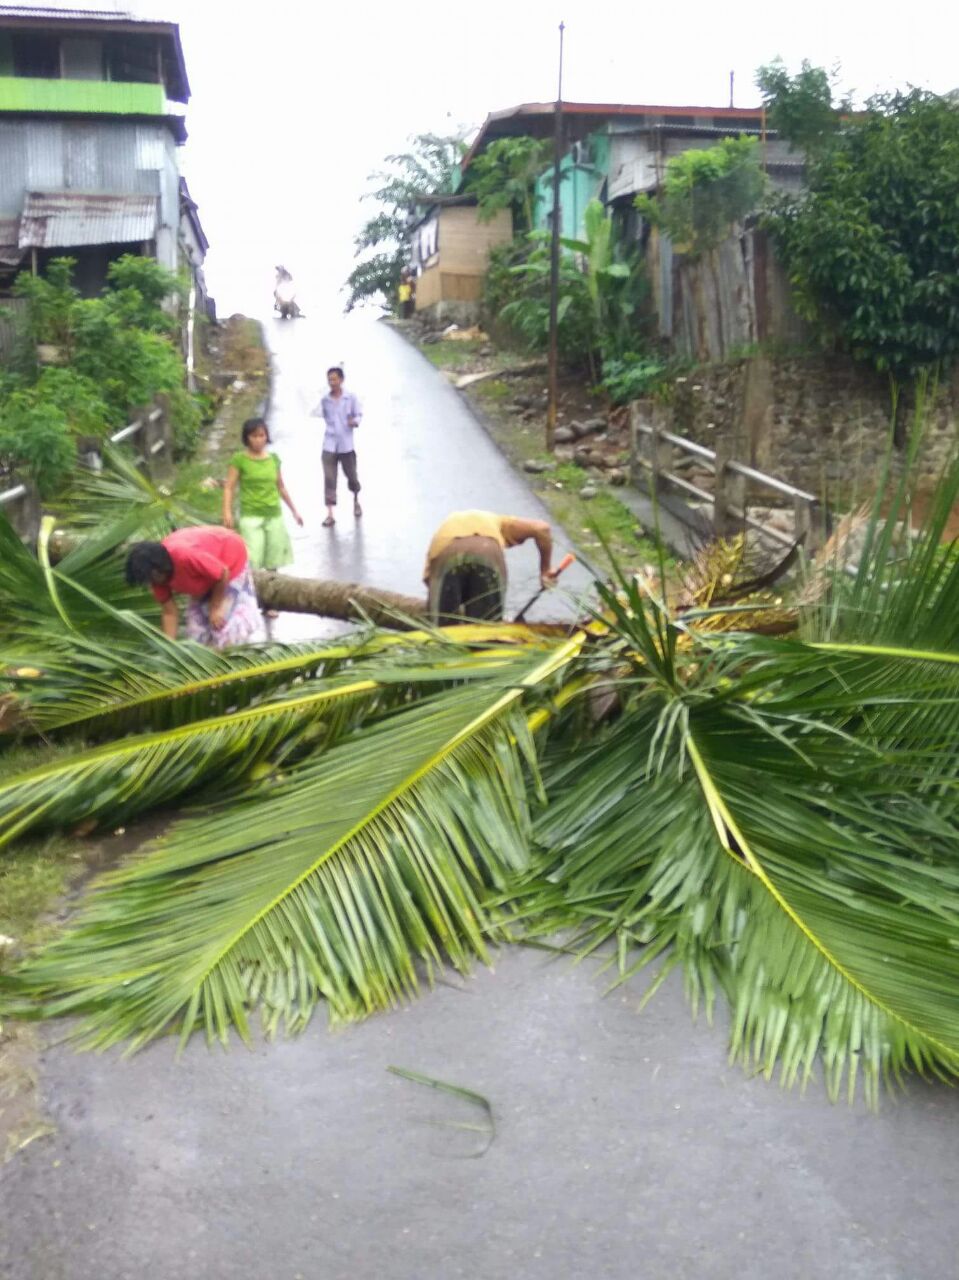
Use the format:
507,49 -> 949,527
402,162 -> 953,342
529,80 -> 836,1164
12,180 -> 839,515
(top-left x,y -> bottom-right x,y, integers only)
274,277 -> 299,320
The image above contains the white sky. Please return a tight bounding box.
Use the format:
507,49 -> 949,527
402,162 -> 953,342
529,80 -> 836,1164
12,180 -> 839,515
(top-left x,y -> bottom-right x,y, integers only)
135,0 -> 958,314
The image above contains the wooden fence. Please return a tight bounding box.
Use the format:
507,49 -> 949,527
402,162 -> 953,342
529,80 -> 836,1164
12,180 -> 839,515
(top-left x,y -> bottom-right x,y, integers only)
0,394 -> 174,543
629,399 -> 829,553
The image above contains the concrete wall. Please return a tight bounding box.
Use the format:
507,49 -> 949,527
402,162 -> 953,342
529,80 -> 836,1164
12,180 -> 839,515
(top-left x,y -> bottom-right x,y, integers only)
435,205 -> 512,274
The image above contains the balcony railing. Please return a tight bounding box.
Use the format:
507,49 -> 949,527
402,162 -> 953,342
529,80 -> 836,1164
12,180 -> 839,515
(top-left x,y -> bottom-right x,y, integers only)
0,76 -> 165,116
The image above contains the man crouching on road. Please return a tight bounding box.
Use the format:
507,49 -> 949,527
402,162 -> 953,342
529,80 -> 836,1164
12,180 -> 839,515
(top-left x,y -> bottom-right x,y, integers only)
424,510 -> 558,623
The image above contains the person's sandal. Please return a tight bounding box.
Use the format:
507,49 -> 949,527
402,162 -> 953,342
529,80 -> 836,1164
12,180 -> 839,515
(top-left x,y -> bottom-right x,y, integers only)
322,515 -> 335,527
353,501 -> 363,518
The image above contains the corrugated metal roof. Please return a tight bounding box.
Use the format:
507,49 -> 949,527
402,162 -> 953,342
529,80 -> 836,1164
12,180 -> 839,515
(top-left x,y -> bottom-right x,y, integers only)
18,189 -> 157,247
0,6 -> 130,17
0,215 -> 24,264
461,101 -> 767,170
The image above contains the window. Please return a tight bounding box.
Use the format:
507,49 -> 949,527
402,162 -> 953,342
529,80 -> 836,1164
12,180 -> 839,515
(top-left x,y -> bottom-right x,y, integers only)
106,34 -> 159,85
62,37 -> 104,81
11,32 -> 60,78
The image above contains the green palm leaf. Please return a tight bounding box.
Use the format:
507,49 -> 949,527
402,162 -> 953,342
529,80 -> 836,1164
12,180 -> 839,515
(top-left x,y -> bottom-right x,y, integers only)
0,678 -> 381,851
0,509 -> 155,641
516,594 -> 959,1105
4,624 -> 556,738
54,441 -> 207,536
0,637 -> 582,1049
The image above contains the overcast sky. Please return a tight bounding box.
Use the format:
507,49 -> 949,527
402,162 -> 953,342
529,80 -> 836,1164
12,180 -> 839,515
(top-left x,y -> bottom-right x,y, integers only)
135,0 -> 957,315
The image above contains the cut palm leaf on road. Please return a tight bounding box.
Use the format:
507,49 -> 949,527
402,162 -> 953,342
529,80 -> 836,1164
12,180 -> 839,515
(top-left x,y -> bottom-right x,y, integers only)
387,1065 -> 495,1157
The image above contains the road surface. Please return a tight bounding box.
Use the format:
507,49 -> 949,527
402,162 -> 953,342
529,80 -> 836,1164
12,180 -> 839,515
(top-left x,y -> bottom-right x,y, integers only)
2,310 -> 957,1280
262,306 -> 591,640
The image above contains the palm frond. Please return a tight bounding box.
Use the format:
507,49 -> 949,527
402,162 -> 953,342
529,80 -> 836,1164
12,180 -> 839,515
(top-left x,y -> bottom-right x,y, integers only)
514,613 -> 959,1105
54,442 -> 207,536
0,637 -> 583,1049
0,678 -> 381,851
3,623 -> 557,738
0,510 -> 156,641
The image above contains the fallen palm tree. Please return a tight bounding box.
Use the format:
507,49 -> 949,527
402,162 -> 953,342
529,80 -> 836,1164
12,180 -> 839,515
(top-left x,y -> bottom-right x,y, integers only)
2,428 -> 959,1106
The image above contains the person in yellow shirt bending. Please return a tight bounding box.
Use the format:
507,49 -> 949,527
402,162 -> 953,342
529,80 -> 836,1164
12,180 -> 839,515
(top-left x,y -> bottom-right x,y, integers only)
423,510 -> 558,623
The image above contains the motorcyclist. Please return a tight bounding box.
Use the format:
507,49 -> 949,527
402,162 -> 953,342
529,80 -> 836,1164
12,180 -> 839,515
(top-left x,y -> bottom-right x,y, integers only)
274,266 -> 298,318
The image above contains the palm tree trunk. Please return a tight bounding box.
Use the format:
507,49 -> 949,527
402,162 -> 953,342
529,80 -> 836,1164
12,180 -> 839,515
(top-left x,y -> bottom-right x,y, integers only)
252,570 -> 427,629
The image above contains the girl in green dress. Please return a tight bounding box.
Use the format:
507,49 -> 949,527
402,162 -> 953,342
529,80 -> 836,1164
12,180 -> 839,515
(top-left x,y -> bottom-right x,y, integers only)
223,418 -> 303,616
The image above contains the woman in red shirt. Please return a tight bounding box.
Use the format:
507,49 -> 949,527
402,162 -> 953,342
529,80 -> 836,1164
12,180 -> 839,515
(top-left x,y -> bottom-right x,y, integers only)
125,526 -> 260,647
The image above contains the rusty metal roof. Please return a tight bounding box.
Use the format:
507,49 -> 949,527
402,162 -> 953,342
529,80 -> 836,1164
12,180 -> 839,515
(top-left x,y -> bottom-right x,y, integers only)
18,190 -> 158,248
461,100 -> 766,171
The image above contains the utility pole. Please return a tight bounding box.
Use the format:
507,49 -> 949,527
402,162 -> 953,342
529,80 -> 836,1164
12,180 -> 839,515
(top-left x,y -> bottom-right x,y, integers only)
546,20 -> 565,452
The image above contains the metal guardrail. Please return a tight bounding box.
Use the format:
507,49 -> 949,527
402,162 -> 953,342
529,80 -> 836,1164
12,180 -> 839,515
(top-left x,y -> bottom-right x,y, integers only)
630,404 -> 828,552
0,483 -> 28,506
0,395 -> 173,541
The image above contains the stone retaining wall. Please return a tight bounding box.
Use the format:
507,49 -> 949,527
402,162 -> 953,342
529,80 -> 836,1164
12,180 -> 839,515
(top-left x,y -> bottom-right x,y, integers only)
652,355 -> 958,497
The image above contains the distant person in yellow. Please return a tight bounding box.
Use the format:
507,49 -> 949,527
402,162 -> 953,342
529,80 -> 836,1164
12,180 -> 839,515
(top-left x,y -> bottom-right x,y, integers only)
424,510 -> 558,622
398,269 -> 414,319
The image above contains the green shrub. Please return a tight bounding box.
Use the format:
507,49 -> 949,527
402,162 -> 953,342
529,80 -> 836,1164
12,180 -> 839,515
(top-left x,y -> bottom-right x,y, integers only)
636,137 -> 765,256
600,354 -> 667,405
2,255 -> 202,487
487,233 -> 596,370
763,88 -> 959,377
0,394 -> 76,496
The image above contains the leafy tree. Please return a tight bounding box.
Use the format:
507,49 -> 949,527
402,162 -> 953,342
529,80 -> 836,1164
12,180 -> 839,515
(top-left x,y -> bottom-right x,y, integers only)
756,58 -> 846,156
635,137 -> 766,256
104,254 -> 184,335
463,135 -> 551,231
345,131 -> 466,311
764,89 -> 959,378
0,391 -> 77,496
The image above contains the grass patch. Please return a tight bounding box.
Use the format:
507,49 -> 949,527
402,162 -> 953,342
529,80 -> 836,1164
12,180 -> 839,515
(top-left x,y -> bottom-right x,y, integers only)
544,463 -> 667,566
473,379 -> 512,402
0,835 -> 76,952
419,338 -> 486,368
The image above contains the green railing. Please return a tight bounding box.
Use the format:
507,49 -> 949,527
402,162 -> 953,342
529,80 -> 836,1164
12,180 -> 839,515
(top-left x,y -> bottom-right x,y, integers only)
0,77 -> 164,116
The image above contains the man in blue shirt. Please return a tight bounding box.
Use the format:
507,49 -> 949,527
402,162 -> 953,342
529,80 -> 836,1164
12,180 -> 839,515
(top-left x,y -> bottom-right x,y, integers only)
312,366 -> 362,526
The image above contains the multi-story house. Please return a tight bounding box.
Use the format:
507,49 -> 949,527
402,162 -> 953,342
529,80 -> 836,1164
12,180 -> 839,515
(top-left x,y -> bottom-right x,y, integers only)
0,3 -> 209,310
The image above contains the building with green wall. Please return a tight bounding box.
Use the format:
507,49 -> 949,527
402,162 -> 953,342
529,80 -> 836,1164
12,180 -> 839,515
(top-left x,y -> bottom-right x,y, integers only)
532,131 -> 610,239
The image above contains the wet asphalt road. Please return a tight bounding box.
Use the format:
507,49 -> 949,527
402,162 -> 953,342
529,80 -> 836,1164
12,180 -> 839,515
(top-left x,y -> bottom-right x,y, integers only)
2,312 -> 958,1280
260,307 -> 592,640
